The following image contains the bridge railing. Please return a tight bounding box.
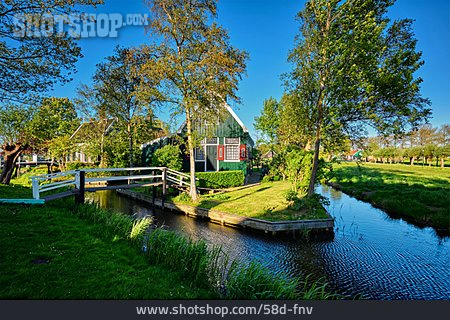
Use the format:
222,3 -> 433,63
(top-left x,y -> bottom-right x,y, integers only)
31,170 -> 78,200
31,167 -> 167,200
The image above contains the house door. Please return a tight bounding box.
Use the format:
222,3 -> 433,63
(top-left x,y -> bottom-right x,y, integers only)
206,145 -> 218,171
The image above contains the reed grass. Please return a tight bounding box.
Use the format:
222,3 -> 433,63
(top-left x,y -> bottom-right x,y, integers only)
73,203 -> 335,299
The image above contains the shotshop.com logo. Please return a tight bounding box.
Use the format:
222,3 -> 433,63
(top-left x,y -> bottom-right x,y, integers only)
13,13 -> 149,38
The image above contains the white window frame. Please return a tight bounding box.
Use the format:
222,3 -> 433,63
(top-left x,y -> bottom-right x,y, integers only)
224,137 -> 240,162
195,138 -> 220,171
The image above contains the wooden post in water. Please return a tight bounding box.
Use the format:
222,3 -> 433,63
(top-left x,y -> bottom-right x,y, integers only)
162,167 -> 167,208
75,170 -> 85,205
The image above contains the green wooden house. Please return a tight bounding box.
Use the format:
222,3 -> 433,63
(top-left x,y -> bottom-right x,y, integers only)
142,104 -> 254,174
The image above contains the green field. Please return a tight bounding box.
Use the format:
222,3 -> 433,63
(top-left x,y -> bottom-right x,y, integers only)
169,180 -> 329,221
331,162 -> 450,233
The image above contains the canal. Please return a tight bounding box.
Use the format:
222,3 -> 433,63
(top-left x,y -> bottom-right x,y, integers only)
87,185 -> 450,300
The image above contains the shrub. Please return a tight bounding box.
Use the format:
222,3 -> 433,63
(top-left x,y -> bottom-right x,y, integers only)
284,189 -> 298,202
151,145 -> 182,171
291,193 -> 330,212
196,171 -> 245,189
66,162 -> 97,171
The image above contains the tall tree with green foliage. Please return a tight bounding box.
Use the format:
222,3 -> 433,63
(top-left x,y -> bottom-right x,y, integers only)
92,46 -> 153,168
287,0 -> 431,196
134,0 -> 248,200
0,98 -> 78,183
75,84 -> 112,168
28,97 -> 79,152
0,105 -> 34,184
254,97 -> 280,148
0,0 -> 102,103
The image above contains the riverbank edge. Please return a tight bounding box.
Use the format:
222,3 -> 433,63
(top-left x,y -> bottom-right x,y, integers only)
117,189 -> 335,235
326,181 -> 449,236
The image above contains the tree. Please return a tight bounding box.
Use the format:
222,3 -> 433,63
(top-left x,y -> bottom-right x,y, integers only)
93,46 -> 152,168
254,97 -> 280,148
0,105 -> 34,184
134,0 -> 247,200
76,84 -> 112,168
286,0 -> 431,196
0,0 -> 102,103
28,97 -> 79,152
151,144 -> 182,170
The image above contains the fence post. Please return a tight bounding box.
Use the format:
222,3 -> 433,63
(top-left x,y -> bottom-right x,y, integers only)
32,178 -> 40,200
75,170 -> 85,205
162,167 -> 167,208
151,170 -> 156,206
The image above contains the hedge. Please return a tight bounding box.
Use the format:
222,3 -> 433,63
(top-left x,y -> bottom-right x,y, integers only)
196,170 -> 245,189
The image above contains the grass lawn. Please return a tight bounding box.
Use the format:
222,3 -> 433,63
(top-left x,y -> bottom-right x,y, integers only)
168,180 -> 329,221
0,196 -> 214,299
331,162 -> 450,233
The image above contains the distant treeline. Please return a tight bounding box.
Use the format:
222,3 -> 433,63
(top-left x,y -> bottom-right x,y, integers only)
361,124 -> 449,167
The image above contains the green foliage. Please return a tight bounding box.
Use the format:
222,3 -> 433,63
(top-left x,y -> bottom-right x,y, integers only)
284,0 -> 431,195
29,97 -> 79,150
269,146 -> 333,193
196,171 -> 245,189
0,105 -> 34,145
0,1 -> 102,103
290,194 -> 330,213
284,189 -> 298,202
151,144 -> 182,170
66,162 -> 97,171
254,97 -> 280,146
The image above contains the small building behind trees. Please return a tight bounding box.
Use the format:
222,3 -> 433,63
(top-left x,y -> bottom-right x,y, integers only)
142,104 -> 254,174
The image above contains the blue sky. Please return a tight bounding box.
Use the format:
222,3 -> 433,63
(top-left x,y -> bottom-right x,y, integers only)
51,0 -> 450,138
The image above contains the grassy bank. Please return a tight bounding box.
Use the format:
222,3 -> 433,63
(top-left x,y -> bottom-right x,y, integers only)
166,180 -> 329,221
0,198 -> 214,299
0,183 -> 333,299
330,162 -> 450,233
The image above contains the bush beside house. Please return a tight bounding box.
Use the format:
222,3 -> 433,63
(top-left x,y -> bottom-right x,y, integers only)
196,170 -> 245,189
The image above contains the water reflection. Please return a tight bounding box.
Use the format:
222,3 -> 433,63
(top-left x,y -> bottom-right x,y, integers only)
86,186 -> 450,300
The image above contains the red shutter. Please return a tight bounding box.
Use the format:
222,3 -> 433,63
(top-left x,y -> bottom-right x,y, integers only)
239,144 -> 247,160
217,145 -> 224,160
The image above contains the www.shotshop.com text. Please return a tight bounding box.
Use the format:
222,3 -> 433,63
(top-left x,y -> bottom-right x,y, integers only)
136,303 -> 314,317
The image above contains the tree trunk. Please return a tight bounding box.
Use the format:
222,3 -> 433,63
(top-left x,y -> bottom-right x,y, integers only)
128,123 -> 133,168
185,109 -> 198,201
0,144 -> 25,185
100,130 -> 106,168
307,108 -> 322,197
441,157 -> 445,168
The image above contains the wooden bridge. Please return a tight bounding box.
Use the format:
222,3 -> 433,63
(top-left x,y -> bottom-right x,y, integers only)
30,167 -> 193,205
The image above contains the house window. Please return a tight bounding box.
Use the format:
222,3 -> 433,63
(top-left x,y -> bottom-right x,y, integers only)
195,147 -> 205,161
205,137 -> 218,145
224,137 -> 240,161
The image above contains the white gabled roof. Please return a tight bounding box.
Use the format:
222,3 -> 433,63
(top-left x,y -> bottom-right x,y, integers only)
176,103 -> 249,134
